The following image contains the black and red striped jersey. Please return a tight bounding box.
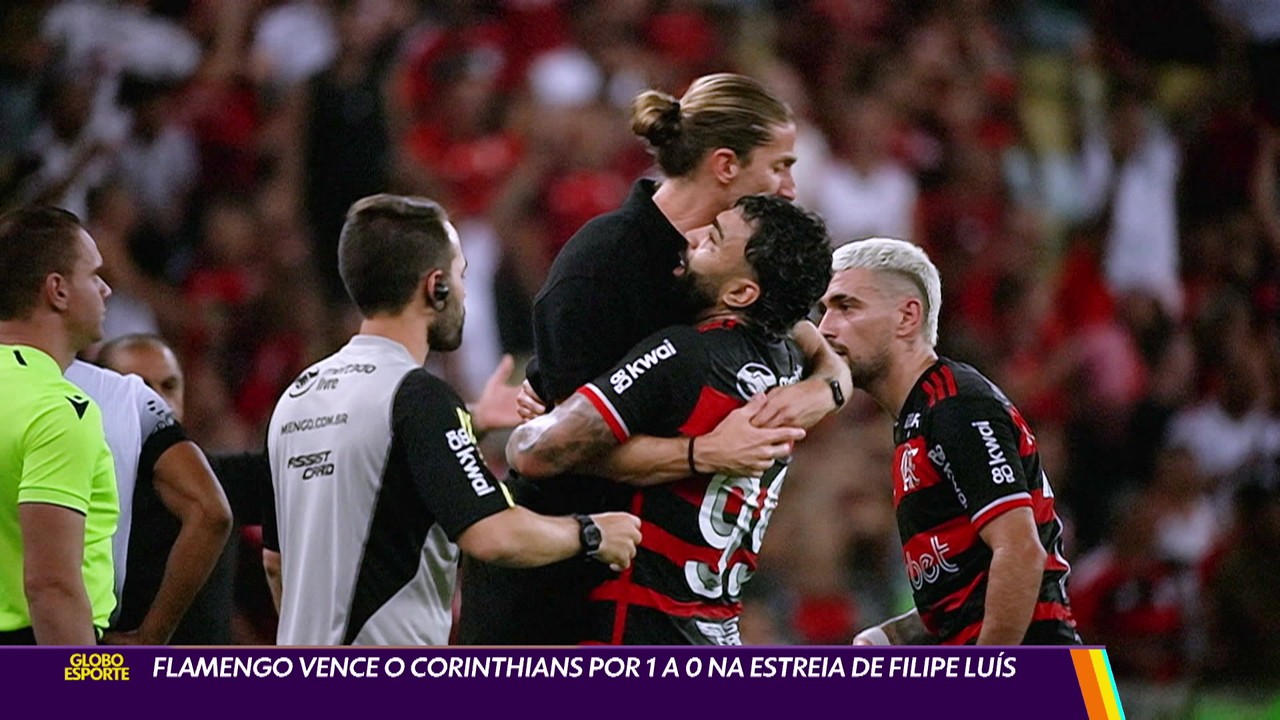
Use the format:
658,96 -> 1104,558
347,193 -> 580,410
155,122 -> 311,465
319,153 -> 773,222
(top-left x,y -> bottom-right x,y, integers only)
576,319 -> 804,645
893,357 -> 1080,645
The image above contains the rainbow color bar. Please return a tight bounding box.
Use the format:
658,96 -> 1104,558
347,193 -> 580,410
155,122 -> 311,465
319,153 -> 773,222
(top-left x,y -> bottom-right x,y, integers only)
1070,648 -> 1127,720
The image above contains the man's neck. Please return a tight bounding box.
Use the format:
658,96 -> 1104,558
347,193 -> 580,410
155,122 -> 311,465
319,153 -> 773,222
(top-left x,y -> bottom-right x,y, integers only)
652,178 -> 727,234
869,345 -> 939,420
0,319 -> 76,371
694,308 -> 744,329
359,315 -> 429,365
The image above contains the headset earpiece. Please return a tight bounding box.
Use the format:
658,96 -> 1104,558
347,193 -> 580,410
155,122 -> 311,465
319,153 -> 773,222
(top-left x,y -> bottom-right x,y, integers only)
432,281 -> 450,310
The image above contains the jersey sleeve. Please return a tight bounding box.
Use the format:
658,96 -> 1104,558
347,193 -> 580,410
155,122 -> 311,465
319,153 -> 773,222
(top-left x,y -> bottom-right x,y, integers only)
18,397 -> 108,513
135,382 -> 188,482
575,325 -> 707,443
392,370 -> 515,541
926,397 -> 1033,531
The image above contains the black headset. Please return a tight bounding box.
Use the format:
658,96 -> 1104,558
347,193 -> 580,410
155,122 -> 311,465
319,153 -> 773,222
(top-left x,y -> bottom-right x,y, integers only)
431,280 -> 450,310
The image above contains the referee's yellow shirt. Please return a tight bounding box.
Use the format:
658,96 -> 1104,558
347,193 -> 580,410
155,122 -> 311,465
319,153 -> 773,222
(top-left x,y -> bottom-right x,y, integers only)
0,344 -> 117,633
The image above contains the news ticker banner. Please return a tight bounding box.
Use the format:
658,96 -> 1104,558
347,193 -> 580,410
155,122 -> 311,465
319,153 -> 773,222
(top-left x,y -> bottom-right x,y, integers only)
2,646 -> 1125,719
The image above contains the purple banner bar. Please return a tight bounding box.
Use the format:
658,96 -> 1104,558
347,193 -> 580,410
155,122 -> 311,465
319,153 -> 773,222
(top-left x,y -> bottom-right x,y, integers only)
2,646 -> 1093,719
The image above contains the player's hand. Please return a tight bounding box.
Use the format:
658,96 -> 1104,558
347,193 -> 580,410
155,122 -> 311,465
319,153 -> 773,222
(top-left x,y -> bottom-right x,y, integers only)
696,394 -> 805,477
588,512 -> 642,572
516,379 -> 547,421
470,354 -> 523,433
751,376 -> 837,429
100,629 -> 148,646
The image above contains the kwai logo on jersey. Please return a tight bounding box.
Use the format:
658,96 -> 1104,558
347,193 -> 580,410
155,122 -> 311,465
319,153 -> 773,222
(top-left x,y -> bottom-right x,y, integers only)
735,362 -> 778,397
446,407 -> 495,497
610,338 -> 677,393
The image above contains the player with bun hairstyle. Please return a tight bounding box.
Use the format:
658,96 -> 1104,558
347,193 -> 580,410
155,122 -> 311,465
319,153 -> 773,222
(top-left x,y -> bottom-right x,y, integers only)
458,74 -> 852,645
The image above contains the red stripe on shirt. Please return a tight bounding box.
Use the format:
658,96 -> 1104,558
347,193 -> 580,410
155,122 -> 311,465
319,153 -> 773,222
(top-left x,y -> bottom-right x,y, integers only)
939,602 -> 1076,646
940,365 -> 958,398
577,385 -> 629,443
902,515 -> 979,564
590,580 -> 742,622
609,493 -> 646,644
641,521 -> 759,574
945,619 -> 984,645
971,492 -> 1033,531
677,386 -> 743,437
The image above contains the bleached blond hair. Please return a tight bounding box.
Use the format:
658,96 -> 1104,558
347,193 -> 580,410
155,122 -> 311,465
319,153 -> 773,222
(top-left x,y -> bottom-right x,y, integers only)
831,238 -> 941,347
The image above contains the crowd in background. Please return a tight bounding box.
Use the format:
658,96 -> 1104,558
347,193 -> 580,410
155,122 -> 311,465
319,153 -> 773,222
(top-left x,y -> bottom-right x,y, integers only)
2,0 -> 1279,716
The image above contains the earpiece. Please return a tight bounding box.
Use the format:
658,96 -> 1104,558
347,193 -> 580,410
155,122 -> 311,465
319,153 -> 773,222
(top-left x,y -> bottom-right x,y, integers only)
431,281 -> 450,310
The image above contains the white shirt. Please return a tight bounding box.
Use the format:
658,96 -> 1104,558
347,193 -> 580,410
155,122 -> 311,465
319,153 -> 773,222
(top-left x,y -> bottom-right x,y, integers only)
65,361 -> 178,608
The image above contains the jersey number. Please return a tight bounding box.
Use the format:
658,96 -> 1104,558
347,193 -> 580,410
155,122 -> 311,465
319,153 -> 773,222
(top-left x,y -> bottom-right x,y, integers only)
685,466 -> 787,601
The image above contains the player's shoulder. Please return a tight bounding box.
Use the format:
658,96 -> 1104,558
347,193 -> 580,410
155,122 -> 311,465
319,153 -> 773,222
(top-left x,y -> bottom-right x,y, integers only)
394,367 -> 465,409
546,208 -> 639,275
66,359 -> 148,403
918,358 -> 1011,420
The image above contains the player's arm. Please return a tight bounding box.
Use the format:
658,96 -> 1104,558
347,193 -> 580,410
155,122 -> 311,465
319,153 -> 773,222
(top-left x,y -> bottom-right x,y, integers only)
259,449 -> 281,612
854,608 -> 936,645
932,398 -> 1042,645
526,327 -> 805,485
20,503 -> 95,645
262,549 -> 282,612
398,371 -> 638,571
976,507 -> 1045,645
112,439 -> 233,645
18,404 -> 101,645
506,393 -> 620,479
458,508 -> 639,572
750,320 -> 852,429
586,393 -> 803,485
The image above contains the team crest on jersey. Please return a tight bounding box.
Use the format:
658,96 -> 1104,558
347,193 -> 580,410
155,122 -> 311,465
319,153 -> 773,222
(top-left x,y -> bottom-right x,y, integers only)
735,362 -> 778,397
287,368 -> 321,398
899,443 -> 921,492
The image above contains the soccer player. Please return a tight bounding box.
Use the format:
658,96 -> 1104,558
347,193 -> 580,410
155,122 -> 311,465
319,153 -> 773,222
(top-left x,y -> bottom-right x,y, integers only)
817,238 -> 1080,646
263,194 -> 640,645
77,335 -> 237,644
66,353 -> 232,645
506,195 -> 833,644
461,72 -> 850,646
0,207 -> 116,645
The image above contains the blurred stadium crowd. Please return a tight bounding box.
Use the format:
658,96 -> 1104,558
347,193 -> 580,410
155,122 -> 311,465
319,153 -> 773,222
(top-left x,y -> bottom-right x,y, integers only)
2,0 -> 1279,716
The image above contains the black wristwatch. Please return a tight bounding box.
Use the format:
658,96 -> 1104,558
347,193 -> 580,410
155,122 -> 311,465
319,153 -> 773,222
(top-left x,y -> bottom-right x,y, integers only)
829,378 -> 846,409
574,514 -> 602,557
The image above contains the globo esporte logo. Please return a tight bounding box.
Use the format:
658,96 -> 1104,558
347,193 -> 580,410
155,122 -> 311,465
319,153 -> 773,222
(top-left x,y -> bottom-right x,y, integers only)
64,652 -> 130,681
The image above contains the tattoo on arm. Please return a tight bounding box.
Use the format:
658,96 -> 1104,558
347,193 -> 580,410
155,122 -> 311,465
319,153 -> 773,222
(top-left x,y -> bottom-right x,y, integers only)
511,395 -> 620,476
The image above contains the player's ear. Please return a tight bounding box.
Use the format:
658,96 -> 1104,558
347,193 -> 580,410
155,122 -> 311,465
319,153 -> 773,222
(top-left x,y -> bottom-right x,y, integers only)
46,272 -> 70,312
723,278 -> 760,310
709,147 -> 741,186
897,295 -> 924,340
422,269 -> 446,311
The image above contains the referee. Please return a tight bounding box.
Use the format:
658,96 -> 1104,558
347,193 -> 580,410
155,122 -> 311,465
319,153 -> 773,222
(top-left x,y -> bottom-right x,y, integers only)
263,194 -> 640,645
0,207 -> 117,645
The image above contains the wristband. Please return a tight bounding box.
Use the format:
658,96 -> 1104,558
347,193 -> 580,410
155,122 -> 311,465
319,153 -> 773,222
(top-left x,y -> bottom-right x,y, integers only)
687,436 -> 699,475
854,627 -> 890,645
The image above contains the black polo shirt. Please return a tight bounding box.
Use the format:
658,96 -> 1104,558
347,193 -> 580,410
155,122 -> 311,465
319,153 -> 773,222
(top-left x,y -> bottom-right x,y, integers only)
458,179 -> 693,645
528,178 -> 691,404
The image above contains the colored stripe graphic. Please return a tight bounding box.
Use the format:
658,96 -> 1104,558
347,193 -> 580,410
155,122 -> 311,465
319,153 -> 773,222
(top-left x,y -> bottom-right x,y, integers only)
1070,649 -> 1127,720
